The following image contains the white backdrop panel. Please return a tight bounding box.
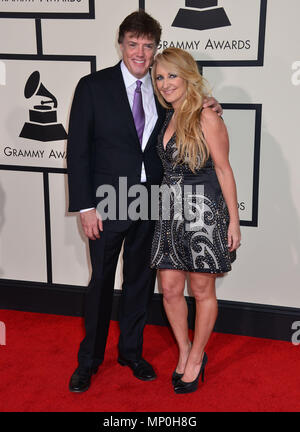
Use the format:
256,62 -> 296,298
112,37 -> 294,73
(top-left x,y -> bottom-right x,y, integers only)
0,170 -> 47,281
49,173 -> 89,286
49,173 -> 123,289
0,19 -> 36,54
42,0 -> 140,69
0,0 -> 90,14
146,0 -> 262,62
223,109 -> 256,223
0,59 -> 90,168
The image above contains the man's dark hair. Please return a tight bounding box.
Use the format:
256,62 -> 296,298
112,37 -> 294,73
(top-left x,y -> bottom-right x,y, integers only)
118,10 -> 162,46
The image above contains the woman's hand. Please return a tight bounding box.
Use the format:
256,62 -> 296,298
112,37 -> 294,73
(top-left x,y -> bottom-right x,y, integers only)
227,221 -> 241,252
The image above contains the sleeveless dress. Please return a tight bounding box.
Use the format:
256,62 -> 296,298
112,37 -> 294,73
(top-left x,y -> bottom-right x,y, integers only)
150,110 -> 236,274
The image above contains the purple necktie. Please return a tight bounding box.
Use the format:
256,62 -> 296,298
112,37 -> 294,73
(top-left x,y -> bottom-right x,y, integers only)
132,80 -> 145,145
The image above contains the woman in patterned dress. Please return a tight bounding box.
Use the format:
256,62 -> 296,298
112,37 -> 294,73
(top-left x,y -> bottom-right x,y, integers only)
150,48 -> 241,394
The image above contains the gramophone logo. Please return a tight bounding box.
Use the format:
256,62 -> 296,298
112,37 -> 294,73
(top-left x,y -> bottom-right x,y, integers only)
19,71 -> 67,142
172,0 -> 231,31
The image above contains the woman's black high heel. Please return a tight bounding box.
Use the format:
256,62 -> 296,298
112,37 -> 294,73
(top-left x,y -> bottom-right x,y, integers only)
171,370 -> 184,386
172,340 -> 192,385
174,352 -> 207,394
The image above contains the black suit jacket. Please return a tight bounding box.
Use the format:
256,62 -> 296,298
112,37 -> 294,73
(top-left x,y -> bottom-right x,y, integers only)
67,62 -> 166,229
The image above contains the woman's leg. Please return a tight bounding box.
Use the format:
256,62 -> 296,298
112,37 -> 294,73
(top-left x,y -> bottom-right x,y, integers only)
182,272 -> 218,382
159,269 -> 191,373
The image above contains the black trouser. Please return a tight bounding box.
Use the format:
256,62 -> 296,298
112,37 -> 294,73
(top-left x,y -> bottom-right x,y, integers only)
77,219 -> 156,370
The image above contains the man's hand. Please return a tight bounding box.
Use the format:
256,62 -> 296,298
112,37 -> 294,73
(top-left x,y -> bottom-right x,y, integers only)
203,96 -> 223,117
80,209 -> 103,240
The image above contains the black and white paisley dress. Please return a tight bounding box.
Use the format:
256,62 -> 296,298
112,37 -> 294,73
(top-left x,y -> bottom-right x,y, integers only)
150,110 -> 236,274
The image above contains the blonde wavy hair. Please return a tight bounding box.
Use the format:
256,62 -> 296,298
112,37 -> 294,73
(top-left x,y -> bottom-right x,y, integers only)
152,48 -> 210,171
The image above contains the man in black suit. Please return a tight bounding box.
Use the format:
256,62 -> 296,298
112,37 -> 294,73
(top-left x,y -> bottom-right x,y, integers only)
67,10 -> 221,392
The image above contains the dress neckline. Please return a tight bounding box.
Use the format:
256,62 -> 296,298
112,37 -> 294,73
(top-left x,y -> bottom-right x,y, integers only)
162,110 -> 175,151
162,132 -> 175,151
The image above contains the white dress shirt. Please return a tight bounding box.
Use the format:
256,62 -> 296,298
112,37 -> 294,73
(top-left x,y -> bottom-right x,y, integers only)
120,60 -> 158,182
80,61 -> 158,213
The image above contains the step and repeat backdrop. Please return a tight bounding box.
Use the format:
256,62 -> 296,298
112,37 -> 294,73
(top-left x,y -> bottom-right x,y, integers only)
0,0 -> 299,308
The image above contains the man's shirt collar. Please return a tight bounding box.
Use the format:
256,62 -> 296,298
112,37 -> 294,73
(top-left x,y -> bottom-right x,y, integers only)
121,61 -> 152,90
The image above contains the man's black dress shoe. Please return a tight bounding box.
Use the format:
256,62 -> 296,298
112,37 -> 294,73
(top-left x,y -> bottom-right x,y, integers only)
118,356 -> 157,381
69,366 -> 98,393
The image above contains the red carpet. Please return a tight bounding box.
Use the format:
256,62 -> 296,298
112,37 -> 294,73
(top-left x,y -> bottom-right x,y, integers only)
0,308 -> 300,412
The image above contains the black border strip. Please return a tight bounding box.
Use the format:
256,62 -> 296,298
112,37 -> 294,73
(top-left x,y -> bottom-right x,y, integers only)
0,55 -> 97,72
257,0 -> 268,66
35,19 -> 43,56
0,413 -> 294,427
0,165 -> 67,174
143,0 -> 268,67
43,172 -> 52,284
0,0 -> 95,19
252,105 -> 262,226
221,103 -> 261,227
